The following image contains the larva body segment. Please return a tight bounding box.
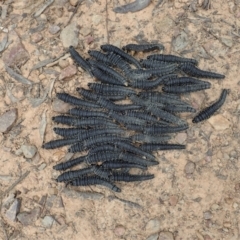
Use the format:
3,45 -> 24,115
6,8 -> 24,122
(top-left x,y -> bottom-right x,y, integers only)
115,141 -> 156,161
124,110 -> 159,123
144,124 -> 189,135
97,97 -> 141,111
56,167 -> 92,182
163,77 -> 210,86
86,151 -> 121,164
56,93 -> 100,108
131,134 -> 171,143
68,108 -> 108,118
122,43 -> 164,52
192,89 -> 229,123
163,104 -> 196,113
69,135 -> 129,153
101,44 -> 141,68
146,105 -> 186,125
88,59 -> 128,86
69,46 -> 93,76
43,138 -> 79,149
108,110 -> 147,126
88,83 -> 136,96
53,156 -> 86,171
120,152 -> 158,166
52,116 -> 116,128
162,83 -> 211,94
179,63 -> 225,79
132,65 -> 178,77
130,74 -> 177,90
112,173 -> 154,182
91,166 -> 112,180
88,145 -> 117,155
91,67 -> 126,86
102,161 -> 147,170
140,143 -> 186,152
106,52 -> 132,73
147,54 -> 198,65
139,92 -> 187,106
70,176 -> 121,192
53,127 -> 86,138
140,59 -> 172,68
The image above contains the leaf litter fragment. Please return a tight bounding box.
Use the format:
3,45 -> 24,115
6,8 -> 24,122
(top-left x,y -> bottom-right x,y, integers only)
33,0 -> 54,18
113,0 -> 151,13
6,66 -> 33,85
39,110 -> 47,145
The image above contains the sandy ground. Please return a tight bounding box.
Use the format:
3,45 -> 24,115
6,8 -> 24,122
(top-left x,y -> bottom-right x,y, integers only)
0,0 -> 240,239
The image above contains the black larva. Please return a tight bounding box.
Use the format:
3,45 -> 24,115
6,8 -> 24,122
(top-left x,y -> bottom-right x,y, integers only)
97,97 -> 141,111
69,46 -> 93,76
102,161 -> 147,170
53,127 -> 87,138
179,63 -> 225,79
130,74 -> 177,90
101,44 -> 141,68
91,67 -> 126,86
56,93 -> 100,108
162,82 -> 211,94
122,43 -> 164,52
88,59 -> 128,86
88,83 -> 135,96
68,108 -> 108,118
52,115 -> 117,128
108,110 -> 147,126
43,43 -> 228,193
163,77 -> 211,86
112,172 -> 154,182
53,156 -> 86,171
147,54 -> 198,65
131,134 -> 171,143
192,89 -> 229,123
144,124 -> 189,135
140,143 -> 186,152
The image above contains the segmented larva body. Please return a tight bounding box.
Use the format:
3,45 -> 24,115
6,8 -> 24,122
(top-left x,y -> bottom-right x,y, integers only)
122,43 -> 164,52
192,89 -> 229,123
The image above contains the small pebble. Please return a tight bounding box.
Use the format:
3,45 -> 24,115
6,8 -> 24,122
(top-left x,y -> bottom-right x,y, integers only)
31,33 -> 43,43
175,133 -> 187,144
0,109 -> 18,133
114,225 -> 125,237
79,27 -> 92,36
42,215 -> 55,228
203,211 -> 212,220
169,195 -> 178,206
146,233 -> 159,240
5,199 -> 21,222
60,22 -> 78,48
69,0 -> 78,6
59,59 -> 69,69
184,161 -> 195,174
21,144 -> 37,158
158,231 -> 174,240
59,65 -> 77,80
38,163 -> 47,170
211,203 -> 220,211
3,42 -> 29,67
208,115 -> 231,131
92,15 -> 102,26
49,25 -> 61,35
145,219 -> 161,234
17,207 -> 41,226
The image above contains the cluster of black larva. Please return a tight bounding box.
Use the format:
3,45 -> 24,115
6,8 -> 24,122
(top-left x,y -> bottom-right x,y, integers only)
43,44 -> 228,192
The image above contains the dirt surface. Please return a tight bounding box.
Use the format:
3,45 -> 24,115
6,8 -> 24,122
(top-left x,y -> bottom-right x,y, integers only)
0,0 -> 240,239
